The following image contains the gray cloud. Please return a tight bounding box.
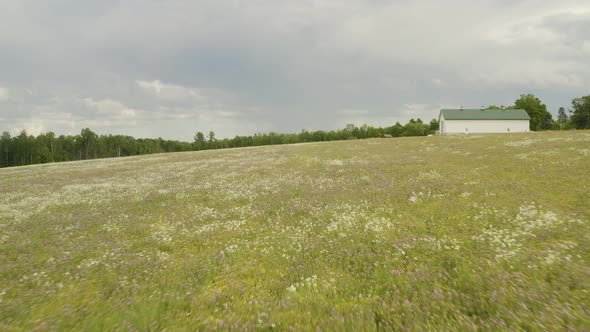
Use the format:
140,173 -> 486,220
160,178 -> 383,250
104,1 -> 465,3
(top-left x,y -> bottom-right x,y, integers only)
1,0 -> 589,140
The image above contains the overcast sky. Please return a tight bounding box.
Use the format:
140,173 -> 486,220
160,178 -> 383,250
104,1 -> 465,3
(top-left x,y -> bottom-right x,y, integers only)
0,0 -> 589,140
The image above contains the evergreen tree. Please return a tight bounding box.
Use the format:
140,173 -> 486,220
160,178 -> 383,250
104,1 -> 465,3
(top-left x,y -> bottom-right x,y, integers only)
557,107 -> 568,130
0,131 -> 11,167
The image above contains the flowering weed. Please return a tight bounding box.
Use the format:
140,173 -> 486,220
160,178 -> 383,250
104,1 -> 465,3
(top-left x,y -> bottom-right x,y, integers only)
0,131 -> 588,330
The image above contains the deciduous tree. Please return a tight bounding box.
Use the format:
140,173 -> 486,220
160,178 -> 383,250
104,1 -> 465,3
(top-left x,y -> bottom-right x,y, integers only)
570,96 -> 590,129
207,131 -> 216,149
194,132 -> 206,150
514,94 -> 553,131
79,128 -> 98,159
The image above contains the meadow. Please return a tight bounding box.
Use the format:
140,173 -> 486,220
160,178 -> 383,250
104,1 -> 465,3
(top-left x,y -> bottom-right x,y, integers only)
0,131 -> 588,330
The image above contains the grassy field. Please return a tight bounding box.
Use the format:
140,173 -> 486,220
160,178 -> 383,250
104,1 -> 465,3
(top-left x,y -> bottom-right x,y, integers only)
1,131 -> 589,330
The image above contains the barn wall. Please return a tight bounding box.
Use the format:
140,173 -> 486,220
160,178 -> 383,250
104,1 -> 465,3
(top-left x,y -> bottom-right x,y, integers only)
442,120 -> 529,134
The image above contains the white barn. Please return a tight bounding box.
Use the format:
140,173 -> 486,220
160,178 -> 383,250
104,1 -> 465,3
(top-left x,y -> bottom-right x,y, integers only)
438,108 -> 530,135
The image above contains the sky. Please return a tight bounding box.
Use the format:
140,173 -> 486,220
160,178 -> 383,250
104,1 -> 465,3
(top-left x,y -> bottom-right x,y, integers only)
0,0 -> 589,141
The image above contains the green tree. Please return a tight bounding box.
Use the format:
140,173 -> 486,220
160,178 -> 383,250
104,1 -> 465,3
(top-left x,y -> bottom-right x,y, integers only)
0,131 -> 11,167
309,130 -> 324,142
194,132 -> 206,150
403,121 -> 429,136
570,96 -> 590,129
429,119 -> 439,133
299,129 -> 312,142
207,131 -> 216,149
514,94 -> 553,131
557,107 -> 568,130
343,124 -> 356,139
35,133 -> 53,163
366,126 -> 380,138
79,128 -> 98,159
391,122 -> 405,137
46,132 -> 56,162
15,130 -> 29,165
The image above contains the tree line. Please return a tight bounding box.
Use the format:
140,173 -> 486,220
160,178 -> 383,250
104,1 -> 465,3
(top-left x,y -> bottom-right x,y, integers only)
0,119 -> 438,168
0,130 -> 193,168
1,94 -> 588,168
192,118 -> 439,151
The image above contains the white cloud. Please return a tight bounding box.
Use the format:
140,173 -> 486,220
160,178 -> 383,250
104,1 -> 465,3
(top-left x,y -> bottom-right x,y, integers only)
401,103 -> 439,121
465,59 -> 586,87
36,111 -> 77,130
136,80 -> 208,103
136,80 -> 163,94
83,98 -> 140,120
337,109 -> 369,116
13,120 -> 45,136
216,111 -> 240,118
0,87 -> 10,101
24,120 -> 45,136
431,78 -> 444,86
0,78 -> 270,140
310,3 -> 590,89
487,20 -> 559,46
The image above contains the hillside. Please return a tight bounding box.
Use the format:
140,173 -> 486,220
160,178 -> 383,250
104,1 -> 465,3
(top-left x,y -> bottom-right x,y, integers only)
1,131 -> 589,330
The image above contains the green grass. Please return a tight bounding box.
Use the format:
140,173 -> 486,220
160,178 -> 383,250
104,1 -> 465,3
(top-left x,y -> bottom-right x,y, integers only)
1,131 -> 589,330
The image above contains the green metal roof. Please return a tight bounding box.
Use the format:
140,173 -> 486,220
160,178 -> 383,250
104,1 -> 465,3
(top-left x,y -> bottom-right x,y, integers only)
440,109 -> 530,120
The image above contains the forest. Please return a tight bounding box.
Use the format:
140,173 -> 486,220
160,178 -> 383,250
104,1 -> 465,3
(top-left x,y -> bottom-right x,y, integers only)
0,119 -> 437,168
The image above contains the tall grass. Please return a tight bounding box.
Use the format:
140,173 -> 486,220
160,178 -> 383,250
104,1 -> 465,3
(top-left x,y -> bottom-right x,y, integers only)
1,131 -> 589,330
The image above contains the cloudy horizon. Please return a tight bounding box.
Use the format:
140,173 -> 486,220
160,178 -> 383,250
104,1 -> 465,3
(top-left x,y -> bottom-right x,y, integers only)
1,0 -> 589,141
